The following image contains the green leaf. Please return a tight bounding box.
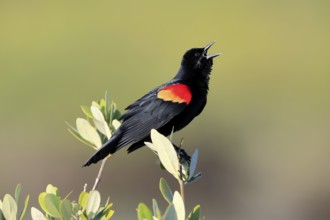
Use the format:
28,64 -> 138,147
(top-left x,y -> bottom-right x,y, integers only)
172,192 -> 185,220
2,194 -> 17,220
18,195 -> 29,220
187,205 -> 201,220
106,209 -> 115,219
31,207 -> 46,220
188,172 -> 202,183
86,190 -> 101,217
72,203 -> 81,215
0,199 -> 2,210
79,213 -> 89,220
46,184 -> 59,196
164,204 -> 177,220
42,193 -> 61,218
60,199 -> 72,220
145,142 -> 158,153
159,178 -> 173,204
110,102 -> 121,122
152,199 -> 161,219
112,119 -> 121,130
0,209 -> 4,220
96,202 -> 114,220
189,149 -> 199,179
100,98 -> 106,110
93,202 -> 114,220
137,203 -> 153,220
67,123 -> 96,149
14,184 -> 21,203
78,191 -> 90,211
81,105 -> 94,119
91,106 -> 111,139
105,91 -> 110,119
76,118 -> 102,148
150,129 -> 179,179
38,192 -> 46,212
92,101 -> 101,108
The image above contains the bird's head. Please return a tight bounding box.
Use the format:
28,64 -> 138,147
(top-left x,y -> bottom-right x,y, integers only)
181,41 -> 220,71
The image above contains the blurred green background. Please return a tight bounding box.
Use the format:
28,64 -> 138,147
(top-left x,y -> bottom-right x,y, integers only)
1,0 -> 329,219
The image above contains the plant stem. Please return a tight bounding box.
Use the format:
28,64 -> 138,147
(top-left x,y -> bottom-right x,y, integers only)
179,164 -> 185,201
92,157 -> 108,191
179,179 -> 185,202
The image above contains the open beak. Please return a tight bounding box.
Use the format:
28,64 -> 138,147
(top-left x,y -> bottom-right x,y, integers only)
204,41 -> 221,59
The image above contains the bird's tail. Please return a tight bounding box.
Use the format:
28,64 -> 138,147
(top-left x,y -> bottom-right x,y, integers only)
82,133 -> 122,167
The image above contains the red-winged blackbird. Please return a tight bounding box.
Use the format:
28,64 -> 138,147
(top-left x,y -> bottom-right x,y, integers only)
83,42 -> 219,167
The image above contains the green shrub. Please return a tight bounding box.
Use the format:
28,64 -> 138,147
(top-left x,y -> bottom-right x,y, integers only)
0,92 -> 204,220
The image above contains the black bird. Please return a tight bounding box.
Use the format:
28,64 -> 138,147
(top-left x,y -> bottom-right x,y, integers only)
83,41 -> 220,166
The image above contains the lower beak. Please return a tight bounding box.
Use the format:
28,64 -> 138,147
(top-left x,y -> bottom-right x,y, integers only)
206,53 -> 221,59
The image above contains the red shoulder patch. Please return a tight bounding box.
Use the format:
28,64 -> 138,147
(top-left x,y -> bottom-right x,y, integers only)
157,84 -> 192,104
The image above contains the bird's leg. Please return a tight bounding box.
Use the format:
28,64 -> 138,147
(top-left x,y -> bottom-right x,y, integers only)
172,143 -> 191,162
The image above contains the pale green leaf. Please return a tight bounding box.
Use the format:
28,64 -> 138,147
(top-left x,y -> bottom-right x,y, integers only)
105,91 -> 111,118
187,205 -> 201,220
91,106 -> 111,139
38,192 -> 47,214
46,184 -> 59,195
150,129 -> 179,179
2,194 -> 17,220
145,142 -> 158,153
14,184 -> 21,203
105,209 -> 114,219
81,105 -> 94,119
164,204 -> 177,220
173,192 -> 185,220
181,161 -> 189,180
0,199 -> 2,210
91,105 -> 105,122
100,98 -> 106,110
152,199 -> 161,219
78,191 -> 90,210
67,123 -> 96,148
31,207 -> 46,220
189,149 -> 199,179
0,209 -> 4,220
92,101 -> 101,108
18,195 -> 29,220
112,119 -> 121,130
76,118 -> 102,148
86,190 -> 101,216
80,214 -> 89,220
137,203 -> 153,220
159,178 -> 173,204
72,203 -> 81,215
60,199 -> 72,220
43,194 -> 61,218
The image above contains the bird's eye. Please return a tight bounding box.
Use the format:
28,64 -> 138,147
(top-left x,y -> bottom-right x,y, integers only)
194,52 -> 200,57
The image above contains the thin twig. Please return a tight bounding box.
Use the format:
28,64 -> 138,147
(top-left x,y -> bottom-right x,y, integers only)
178,138 -> 185,201
92,157 -> 109,191
179,170 -> 185,202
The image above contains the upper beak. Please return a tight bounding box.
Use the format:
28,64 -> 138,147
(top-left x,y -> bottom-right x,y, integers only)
204,41 -> 221,59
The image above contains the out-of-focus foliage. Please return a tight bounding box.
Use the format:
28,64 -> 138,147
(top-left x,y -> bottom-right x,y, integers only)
0,184 -> 114,220
31,184 -> 114,220
0,184 -> 29,220
1,95 -> 203,220
137,178 -> 201,220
